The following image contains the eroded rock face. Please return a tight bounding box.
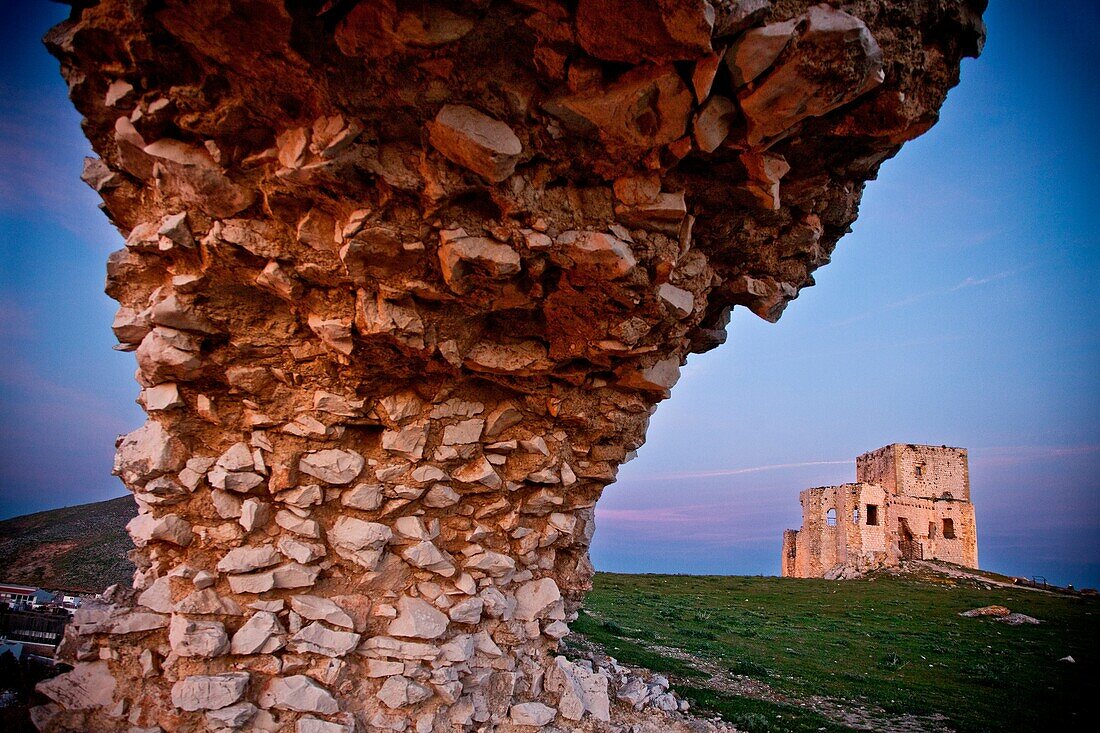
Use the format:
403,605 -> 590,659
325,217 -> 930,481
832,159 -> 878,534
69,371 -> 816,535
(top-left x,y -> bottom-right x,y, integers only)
39,0 -> 983,731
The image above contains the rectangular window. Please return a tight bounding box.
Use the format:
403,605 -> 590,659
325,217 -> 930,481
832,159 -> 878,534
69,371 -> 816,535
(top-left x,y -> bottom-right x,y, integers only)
943,518 -> 955,539
866,504 -> 879,526
929,522 -> 936,538
915,465 -> 923,477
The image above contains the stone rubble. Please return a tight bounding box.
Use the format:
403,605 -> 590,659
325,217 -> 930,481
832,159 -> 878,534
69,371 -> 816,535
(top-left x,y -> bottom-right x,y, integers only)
36,0 -> 983,731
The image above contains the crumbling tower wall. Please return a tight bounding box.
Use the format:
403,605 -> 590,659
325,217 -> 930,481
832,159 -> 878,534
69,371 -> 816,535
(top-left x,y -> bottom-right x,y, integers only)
37,1 -> 984,730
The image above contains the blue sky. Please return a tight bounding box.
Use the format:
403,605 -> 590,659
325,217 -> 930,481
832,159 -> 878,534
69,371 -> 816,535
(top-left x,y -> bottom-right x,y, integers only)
1,3 -> 1097,587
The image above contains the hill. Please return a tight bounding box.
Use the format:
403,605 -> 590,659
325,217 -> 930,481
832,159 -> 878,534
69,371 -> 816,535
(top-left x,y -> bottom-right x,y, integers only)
0,496 -> 136,592
571,568 -> 1099,733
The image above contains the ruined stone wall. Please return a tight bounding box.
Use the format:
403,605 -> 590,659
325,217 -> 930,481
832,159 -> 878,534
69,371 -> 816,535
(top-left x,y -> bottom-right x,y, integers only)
854,444 -> 899,494
856,444 -> 970,500
786,447 -> 977,577
38,1 -> 983,730
788,482 -> 887,578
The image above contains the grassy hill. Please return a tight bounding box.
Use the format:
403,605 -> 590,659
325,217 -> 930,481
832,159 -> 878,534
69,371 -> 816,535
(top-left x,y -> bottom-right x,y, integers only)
572,569 -> 1099,733
0,496 -> 136,592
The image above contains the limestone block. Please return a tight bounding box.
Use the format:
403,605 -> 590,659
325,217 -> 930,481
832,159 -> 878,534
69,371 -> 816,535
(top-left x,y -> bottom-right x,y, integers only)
169,615 -> 228,657
113,420 -> 186,485
259,675 -> 339,714
170,673 -> 249,712
217,545 -> 282,573
387,596 -> 449,640
231,611 -> 287,654
509,701 -> 557,726
290,621 -> 360,657
127,512 -> 192,547
37,662 -> 116,709
377,674 -> 434,709
205,702 -> 258,728
426,105 -> 522,182
514,577 -> 562,621
299,449 -> 365,484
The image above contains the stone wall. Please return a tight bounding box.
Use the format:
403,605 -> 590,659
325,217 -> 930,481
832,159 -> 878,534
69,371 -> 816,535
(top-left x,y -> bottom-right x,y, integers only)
856,444 -> 970,500
37,1 -> 984,730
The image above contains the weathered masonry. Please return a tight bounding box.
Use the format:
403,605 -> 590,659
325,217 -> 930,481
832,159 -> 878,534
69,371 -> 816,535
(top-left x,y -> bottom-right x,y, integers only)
37,1 -> 983,731
782,444 -> 979,578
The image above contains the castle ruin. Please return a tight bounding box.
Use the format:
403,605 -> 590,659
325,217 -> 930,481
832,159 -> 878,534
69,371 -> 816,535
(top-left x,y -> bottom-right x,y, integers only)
782,444 -> 979,578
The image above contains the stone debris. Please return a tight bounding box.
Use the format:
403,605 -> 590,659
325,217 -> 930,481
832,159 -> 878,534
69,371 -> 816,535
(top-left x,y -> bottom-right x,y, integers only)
40,0 -> 983,729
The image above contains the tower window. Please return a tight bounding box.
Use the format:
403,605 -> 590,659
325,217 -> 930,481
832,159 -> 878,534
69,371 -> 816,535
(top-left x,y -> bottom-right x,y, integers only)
943,518 -> 955,539
866,504 -> 879,526
915,464 -> 924,477
852,508 -> 860,524
826,508 -> 837,526
929,522 -> 936,538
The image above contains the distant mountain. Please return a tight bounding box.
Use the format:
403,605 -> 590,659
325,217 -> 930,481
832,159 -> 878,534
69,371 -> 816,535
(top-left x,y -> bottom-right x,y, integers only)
0,496 -> 136,592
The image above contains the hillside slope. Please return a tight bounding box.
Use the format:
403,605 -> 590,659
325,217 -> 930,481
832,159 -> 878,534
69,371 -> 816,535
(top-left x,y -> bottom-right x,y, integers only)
0,496 -> 136,591
574,570 -> 1099,733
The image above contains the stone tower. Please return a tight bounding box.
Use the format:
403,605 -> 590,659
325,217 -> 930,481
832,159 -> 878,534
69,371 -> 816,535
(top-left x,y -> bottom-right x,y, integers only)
782,444 -> 979,578
36,1 -> 984,731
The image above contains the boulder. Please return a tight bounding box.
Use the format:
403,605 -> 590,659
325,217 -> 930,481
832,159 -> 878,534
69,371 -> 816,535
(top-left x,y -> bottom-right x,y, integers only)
113,420 -> 186,485
205,702 -> 258,728
127,512 -> 192,547
514,577 -> 562,621
725,19 -> 798,87
438,236 -> 521,291
377,674 -> 434,709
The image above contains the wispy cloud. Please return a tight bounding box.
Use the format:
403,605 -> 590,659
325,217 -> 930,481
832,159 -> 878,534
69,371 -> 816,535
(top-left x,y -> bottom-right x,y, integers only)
829,268 -> 1023,328
626,460 -> 851,483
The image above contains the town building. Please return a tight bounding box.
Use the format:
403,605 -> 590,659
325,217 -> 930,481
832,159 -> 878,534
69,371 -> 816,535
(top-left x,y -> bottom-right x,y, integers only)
782,444 -> 979,578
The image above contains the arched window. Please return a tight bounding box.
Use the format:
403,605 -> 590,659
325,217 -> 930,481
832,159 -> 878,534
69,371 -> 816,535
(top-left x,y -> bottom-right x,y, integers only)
826,508 -> 837,526
942,518 -> 955,539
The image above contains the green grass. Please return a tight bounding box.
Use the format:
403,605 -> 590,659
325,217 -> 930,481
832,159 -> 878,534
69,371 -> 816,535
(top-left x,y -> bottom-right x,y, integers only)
578,571 -> 1099,733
